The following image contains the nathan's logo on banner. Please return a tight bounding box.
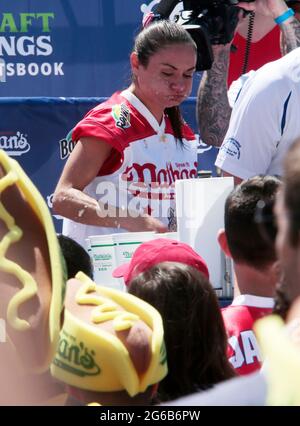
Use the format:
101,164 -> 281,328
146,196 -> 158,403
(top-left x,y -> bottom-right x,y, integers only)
112,103 -> 131,130
59,130 -> 75,160
0,131 -> 30,156
0,12 -> 64,81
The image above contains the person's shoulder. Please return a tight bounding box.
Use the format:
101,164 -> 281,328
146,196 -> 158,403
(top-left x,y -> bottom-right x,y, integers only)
254,50 -> 300,86
72,91 -> 139,147
228,71 -> 256,108
222,303 -> 248,316
83,91 -> 144,135
222,304 -> 246,328
282,46 -> 300,62
182,122 -> 196,141
89,91 -> 124,115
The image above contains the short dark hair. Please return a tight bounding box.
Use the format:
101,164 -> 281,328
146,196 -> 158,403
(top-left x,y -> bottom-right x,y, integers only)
272,280 -> 291,320
58,235 -> 93,279
283,138 -> 300,246
225,175 -> 281,269
128,262 -> 235,403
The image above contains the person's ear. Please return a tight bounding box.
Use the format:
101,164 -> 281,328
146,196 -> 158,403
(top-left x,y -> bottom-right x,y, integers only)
217,228 -> 232,258
271,260 -> 282,284
130,52 -> 139,74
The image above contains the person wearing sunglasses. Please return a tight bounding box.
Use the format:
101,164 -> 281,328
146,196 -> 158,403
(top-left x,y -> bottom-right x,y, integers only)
217,175 -> 282,375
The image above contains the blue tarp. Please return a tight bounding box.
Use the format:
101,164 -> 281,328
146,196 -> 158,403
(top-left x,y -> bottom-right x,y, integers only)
0,0 -> 202,97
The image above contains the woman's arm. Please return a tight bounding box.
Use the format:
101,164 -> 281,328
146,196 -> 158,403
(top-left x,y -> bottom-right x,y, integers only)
53,137 -> 167,232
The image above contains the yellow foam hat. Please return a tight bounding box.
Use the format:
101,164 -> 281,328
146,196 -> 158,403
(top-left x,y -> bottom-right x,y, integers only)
51,272 -> 167,397
254,315 -> 300,406
0,149 -> 65,373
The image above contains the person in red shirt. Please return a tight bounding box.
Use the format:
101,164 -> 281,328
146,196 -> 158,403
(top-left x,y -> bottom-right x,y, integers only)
228,20 -> 281,87
198,0 -> 300,147
218,175 -> 281,375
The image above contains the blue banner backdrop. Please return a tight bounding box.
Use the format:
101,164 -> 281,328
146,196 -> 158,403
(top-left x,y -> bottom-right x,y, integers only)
0,0 -> 202,96
0,97 -> 218,232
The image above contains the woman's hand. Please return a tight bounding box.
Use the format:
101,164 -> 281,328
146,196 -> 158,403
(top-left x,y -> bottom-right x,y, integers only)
118,212 -> 168,233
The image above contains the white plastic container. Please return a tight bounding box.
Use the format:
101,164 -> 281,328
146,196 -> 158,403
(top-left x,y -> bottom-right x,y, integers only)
156,232 -> 178,240
175,177 -> 234,292
113,231 -> 155,269
89,234 -> 123,291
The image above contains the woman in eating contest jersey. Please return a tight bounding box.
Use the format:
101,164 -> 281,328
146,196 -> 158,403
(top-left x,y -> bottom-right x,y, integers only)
53,20 -> 198,249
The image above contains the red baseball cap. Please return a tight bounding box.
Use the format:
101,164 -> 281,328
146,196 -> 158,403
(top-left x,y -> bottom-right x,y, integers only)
112,238 -> 209,286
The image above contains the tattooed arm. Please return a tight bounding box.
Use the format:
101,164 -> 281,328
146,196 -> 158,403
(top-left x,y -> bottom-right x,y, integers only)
196,0 -> 299,147
239,0 -> 300,54
280,17 -> 300,55
197,44 -> 232,147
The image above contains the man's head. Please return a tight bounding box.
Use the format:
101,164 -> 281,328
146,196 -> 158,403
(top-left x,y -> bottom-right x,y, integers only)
275,138 -> 300,303
112,238 -> 209,286
219,175 -> 281,270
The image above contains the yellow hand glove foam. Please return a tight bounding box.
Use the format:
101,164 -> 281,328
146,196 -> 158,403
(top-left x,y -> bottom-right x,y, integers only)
0,149 -> 66,373
255,315 -> 300,406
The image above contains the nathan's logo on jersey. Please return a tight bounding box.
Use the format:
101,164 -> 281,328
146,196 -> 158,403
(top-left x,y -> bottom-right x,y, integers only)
59,129 -> 75,160
0,131 -> 30,156
220,137 -> 241,160
112,103 -> 131,130
122,161 -> 197,187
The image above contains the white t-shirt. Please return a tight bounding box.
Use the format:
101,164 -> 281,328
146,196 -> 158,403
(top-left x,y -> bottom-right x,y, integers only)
62,90 -> 198,248
215,48 -> 300,179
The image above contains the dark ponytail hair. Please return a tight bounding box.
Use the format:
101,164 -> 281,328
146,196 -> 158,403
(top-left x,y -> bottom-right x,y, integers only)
133,20 -> 196,145
165,106 -> 185,142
